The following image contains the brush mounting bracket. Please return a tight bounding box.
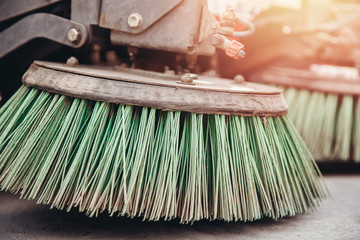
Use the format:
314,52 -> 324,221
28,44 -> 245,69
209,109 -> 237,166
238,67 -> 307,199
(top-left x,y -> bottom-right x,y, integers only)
22,61 -> 288,116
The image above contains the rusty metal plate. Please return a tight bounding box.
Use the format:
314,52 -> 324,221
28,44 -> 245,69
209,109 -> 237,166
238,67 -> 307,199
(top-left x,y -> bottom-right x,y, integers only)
22,61 -> 288,116
99,0 -> 182,34
109,0 -> 215,54
32,61 -> 284,94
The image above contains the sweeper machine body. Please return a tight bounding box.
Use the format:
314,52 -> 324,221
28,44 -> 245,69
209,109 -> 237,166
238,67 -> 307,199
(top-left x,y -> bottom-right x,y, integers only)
0,0 -> 325,223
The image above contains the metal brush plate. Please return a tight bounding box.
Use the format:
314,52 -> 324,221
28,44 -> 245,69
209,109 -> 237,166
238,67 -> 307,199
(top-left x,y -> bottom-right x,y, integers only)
250,67 -> 360,96
22,61 -> 288,116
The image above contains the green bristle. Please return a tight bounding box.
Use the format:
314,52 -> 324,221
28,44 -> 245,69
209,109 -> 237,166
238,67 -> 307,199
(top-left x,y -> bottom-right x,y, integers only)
333,96 -> 353,160
284,87 -> 356,161
320,94 -> 338,158
353,97 -> 360,162
0,86 -> 325,223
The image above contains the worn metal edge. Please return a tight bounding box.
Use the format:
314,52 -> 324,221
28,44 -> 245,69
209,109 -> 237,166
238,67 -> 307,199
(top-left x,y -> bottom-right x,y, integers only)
22,63 -> 288,116
33,61 -> 283,95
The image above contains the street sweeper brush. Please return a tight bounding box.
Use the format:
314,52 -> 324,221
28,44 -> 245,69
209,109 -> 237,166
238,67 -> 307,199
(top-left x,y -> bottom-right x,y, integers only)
0,61 -> 326,223
249,66 -> 360,162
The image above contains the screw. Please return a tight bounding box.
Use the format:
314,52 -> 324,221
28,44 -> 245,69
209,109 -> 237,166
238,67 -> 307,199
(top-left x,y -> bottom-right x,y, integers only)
66,56 -> 79,66
179,73 -> 195,85
128,13 -> 143,29
234,74 -> 245,84
67,28 -> 81,43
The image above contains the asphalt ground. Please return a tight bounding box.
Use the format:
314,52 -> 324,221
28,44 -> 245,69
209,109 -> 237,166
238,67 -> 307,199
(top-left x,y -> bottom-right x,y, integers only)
0,175 -> 359,240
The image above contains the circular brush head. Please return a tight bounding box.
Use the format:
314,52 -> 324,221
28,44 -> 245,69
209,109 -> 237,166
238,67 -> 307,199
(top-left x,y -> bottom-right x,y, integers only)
249,66 -> 360,162
0,61 -> 326,223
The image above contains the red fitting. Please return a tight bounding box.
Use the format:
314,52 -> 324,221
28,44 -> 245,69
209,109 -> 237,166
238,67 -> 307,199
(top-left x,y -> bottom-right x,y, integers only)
225,40 -> 244,59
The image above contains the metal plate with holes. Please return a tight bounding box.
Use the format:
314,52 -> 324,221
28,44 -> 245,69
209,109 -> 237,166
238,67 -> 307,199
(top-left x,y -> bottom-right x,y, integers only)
109,0 -> 216,55
99,0 -> 182,34
22,61 -> 288,116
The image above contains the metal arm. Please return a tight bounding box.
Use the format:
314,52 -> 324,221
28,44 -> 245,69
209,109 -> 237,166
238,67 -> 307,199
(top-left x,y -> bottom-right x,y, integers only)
0,13 -> 88,58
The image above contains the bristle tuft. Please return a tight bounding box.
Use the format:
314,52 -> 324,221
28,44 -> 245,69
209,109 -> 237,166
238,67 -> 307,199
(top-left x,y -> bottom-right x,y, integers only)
284,87 -> 357,162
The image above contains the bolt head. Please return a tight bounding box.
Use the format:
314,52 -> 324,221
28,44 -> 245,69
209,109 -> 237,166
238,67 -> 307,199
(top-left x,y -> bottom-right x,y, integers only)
181,73 -> 194,84
66,56 -> 79,66
128,13 -> 143,29
234,74 -> 245,84
67,28 -> 81,43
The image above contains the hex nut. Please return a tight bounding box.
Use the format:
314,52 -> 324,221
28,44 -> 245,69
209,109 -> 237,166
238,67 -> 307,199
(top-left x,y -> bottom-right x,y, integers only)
180,73 -> 194,84
211,34 -> 224,48
128,13 -> 143,29
67,28 -> 81,43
